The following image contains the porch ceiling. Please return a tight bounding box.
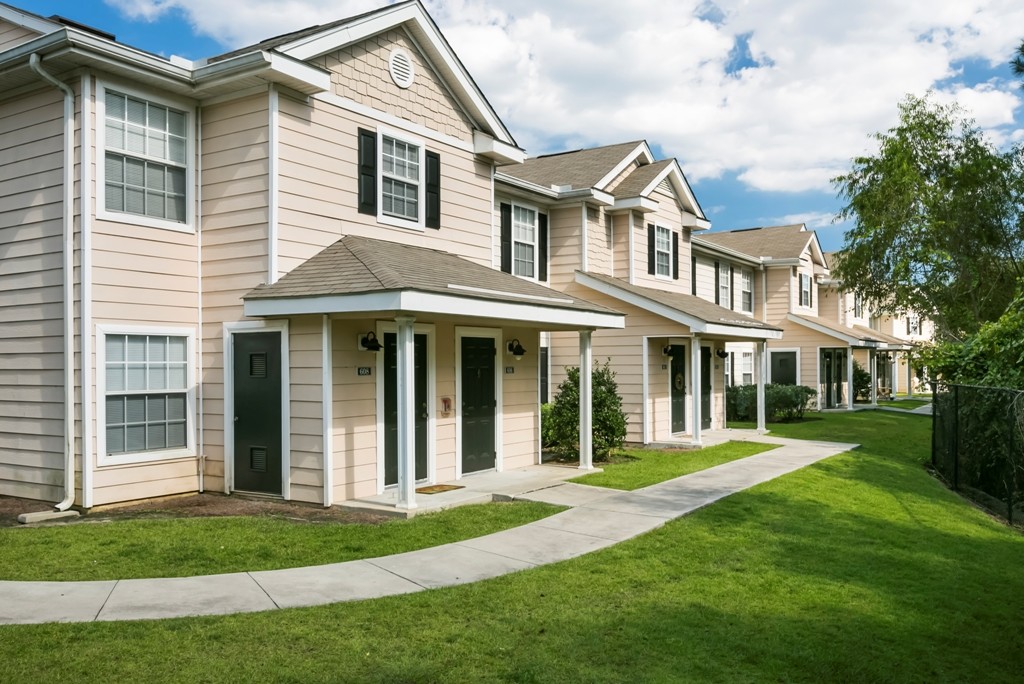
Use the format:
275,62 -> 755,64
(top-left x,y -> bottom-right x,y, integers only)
576,272 -> 783,340
242,235 -> 625,330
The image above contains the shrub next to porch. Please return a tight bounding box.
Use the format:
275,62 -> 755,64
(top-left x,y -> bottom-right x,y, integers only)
548,361 -> 627,460
727,384 -> 816,422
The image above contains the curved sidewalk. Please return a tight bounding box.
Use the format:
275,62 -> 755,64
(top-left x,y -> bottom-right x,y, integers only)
0,435 -> 855,625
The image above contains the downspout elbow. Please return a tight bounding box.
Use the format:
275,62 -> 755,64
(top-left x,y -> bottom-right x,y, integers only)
30,53 -> 77,512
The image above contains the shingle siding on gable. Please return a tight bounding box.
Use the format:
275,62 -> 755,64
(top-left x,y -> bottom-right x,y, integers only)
314,30 -> 475,142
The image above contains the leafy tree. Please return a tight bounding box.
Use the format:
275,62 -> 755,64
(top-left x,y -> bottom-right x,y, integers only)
547,360 -> 627,460
1013,38 -> 1024,84
832,94 -> 1024,341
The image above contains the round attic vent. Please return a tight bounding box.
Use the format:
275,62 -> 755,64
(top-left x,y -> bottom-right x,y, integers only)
389,48 -> 415,89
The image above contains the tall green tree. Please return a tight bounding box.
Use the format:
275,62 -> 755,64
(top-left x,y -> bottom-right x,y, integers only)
1013,38 -> 1024,83
831,94 -> 1024,341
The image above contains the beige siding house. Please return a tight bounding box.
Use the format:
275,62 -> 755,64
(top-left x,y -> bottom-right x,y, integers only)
0,1 -> 623,512
496,142 -> 782,446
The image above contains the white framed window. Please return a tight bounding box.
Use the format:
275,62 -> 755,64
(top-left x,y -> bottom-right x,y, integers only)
740,269 -> 753,313
97,325 -> 196,465
854,293 -> 864,319
724,352 -> 732,386
799,273 -> 812,307
655,226 -> 671,277
740,352 -> 753,385
378,129 -> 425,228
512,204 -> 538,278
98,83 -> 193,232
719,265 -> 732,308
907,314 -> 921,336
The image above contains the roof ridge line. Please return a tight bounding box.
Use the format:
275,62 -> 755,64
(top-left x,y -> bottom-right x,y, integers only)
340,235 -> 392,290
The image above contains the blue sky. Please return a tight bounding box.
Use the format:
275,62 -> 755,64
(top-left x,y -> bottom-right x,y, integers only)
22,1 -> 1024,251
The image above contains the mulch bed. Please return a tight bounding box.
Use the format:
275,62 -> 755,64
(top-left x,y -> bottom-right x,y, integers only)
0,493 -> 391,528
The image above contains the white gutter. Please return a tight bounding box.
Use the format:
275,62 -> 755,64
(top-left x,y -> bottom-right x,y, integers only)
80,74 -> 93,509
30,53 -> 76,511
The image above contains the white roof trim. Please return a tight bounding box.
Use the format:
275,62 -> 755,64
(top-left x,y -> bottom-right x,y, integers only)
691,237 -> 762,266
473,131 -> 525,164
609,196 -> 659,214
278,1 -> 516,147
787,313 -> 878,347
244,289 -> 625,330
577,272 -> 783,340
639,160 -> 706,223
594,141 -> 653,190
0,5 -> 61,35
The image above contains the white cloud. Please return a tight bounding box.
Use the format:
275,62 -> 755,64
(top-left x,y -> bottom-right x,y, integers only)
104,0 -> 1024,194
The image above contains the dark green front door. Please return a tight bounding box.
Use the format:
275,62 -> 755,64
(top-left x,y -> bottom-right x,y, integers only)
701,346 -> 712,430
233,331 -> 282,494
670,345 -> 686,433
461,336 -> 496,474
384,332 -> 428,486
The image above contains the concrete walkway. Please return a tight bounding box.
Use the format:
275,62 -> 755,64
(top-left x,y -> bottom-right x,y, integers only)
0,436 -> 855,625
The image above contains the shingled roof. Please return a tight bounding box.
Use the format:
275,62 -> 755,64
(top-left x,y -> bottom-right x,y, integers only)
497,141 -> 643,189
697,224 -> 815,260
245,235 -> 620,317
611,159 -> 673,198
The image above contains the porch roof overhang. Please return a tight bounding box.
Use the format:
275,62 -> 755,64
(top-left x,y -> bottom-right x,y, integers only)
788,314 -> 910,349
576,272 -> 784,340
243,235 -> 625,331
850,325 -> 914,351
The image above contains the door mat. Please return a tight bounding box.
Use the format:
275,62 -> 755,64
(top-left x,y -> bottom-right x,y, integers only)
415,484 -> 465,495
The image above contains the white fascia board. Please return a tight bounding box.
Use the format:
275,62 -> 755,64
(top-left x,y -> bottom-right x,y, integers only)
609,196 -> 659,214
0,6 -> 61,34
761,257 -> 802,266
641,160 -> 707,222
193,51 -> 330,94
494,173 -> 560,200
594,141 -> 653,190
280,2 -> 516,147
691,238 -> 760,266
473,131 -> 525,164
244,290 -> 625,329
787,313 -> 876,347
704,323 -> 783,340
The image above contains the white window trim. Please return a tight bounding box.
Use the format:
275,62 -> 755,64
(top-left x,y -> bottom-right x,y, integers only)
377,127 -> 426,230
740,268 -> 754,314
740,351 -> 754,385
95,324 -> 197,467
654,225 -> 672,279
719,264 -> 732,309
510,200 -> 541,281
95,81 -> 196,233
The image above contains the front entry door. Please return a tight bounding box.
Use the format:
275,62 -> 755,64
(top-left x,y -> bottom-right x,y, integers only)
461,336 -> 496,474
700,346 -> 712,430
384,332 -> 428,486
670,345 -> 686,433
821,349 -> 845,408
233,331 -> 282,494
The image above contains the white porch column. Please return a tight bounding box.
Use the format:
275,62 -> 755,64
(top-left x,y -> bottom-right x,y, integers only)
395,315 -> 417,510
907,352 -> 914,398
578,330 -> 594,470
869,349 -> 878,406
690,335 -> 702,446
321,315 -> 333,507
846,346 -> 855,409
756,340 -> 767,433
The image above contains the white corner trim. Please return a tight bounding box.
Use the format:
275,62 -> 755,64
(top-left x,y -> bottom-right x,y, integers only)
81,74 -> 94,508
322,315 -> 333,507
268,85 -> 280,284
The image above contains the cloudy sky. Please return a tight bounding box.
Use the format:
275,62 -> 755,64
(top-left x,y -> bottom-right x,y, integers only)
27,0 -> 1024,250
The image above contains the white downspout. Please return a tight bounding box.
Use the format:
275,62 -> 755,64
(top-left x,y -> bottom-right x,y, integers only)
80,75 -> 93,509
197,105 -> 205,492
30,53 -> 76,511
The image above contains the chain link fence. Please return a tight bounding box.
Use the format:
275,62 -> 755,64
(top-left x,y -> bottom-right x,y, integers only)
932,382 -> 1024,524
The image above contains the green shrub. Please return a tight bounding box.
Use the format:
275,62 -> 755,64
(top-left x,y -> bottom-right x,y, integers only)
548,360 -> 628,460
852,359 -> 872,401
540,402 -> 555,448
726,383 -> 817,422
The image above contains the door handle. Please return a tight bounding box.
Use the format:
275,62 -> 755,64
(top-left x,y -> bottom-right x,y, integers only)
234,416 -> 239,422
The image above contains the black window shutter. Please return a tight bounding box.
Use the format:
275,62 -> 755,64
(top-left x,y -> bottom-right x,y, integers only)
647,224 -> 656,275
691,256 -> 697,295
425,150 -> 440,229
357,128 -> 376,215
729,265 -> 735,309
906,317 -> 911,335
714,261 -> 720,305
500,203 -> 512,274
672,232 -> 679,280
538,213 -> 548,281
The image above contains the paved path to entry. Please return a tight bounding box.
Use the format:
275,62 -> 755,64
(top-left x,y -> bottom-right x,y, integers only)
0,436 -> 855,625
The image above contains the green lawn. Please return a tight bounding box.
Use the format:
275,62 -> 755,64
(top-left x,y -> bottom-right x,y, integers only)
0,501 -> 560,581
4,410 -> 1024,683
570,441 -> 777,490
877,398 -> 931,410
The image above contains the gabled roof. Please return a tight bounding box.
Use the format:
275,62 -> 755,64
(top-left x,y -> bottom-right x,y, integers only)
577,272 -> 782,340
243,235 -> 623,330
787,314 -> 908,349
610,160 -> 672,198
697,223 -> 825,265
498,141 -> 645,189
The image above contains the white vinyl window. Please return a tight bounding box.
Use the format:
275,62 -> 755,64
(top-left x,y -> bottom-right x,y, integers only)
381,135 -> 421,221
907,314 -> 921,335
741,269 -> 753,313
740,352 -> 754,385
655,226 -> 671,277
104,89 -> 188,225
512,204 -> 538,278
719,265 -> 732,308
799,273 -> 812,307
854,293 -> 864,319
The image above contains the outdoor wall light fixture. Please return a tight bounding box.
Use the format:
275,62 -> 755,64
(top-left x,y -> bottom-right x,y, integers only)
716,348 -> 729,359
360,331 -> 382,352
507,339 -> 526,361
662,345 -> 672,357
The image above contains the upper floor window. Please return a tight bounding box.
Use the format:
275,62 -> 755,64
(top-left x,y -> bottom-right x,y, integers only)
381,136 -> 420,220
358,128 -> 440,230
799,273 -> 813,307
512,205 -> 538,277
719,265 -> 731,308
741,269 -> 753,313
102,88 -> 189,228
907,314 -> 921,335
655,226 -> 672,277
853,293 -> 864,319
740,352 -> 754,385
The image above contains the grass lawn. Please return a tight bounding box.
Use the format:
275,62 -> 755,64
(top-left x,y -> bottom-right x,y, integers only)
570,441 -> 777,490
0,502 -> 560,581
4,411 -> 1024,682
877,398 -> 931,410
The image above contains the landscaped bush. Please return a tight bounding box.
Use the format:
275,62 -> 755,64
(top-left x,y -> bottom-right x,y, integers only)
726,383 -> 817,422
540,402 -> 555,448
547,360 -> 627,460
852,359 -> 872,401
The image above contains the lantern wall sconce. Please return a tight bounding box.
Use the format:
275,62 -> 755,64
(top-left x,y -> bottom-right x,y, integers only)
507,339 -> 526,361
359,331 -> 382,352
